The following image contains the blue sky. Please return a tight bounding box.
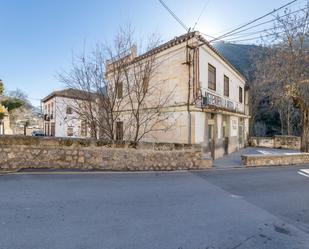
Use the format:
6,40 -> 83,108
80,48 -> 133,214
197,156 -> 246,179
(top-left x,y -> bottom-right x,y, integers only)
0,0 -> 306,106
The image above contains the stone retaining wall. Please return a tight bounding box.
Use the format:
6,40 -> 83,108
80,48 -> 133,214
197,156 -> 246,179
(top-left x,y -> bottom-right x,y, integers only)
0,136 -> 212,171
250,136 -> 300,150
242,153 -> 309,167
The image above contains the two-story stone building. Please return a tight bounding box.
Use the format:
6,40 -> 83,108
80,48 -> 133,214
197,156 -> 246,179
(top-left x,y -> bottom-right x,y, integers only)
112,31 -> 250,159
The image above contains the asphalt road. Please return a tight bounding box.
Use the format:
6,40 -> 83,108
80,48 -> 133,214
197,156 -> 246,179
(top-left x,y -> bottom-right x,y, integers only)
0,167 -> 309,249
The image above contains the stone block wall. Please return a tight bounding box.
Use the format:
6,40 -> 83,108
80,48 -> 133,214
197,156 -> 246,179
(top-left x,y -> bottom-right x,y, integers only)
250,136 -> 300,150
250,137 -> 275,148
242,153 -> 309,167
0,136 -> 212,171
273,135 -> 301,150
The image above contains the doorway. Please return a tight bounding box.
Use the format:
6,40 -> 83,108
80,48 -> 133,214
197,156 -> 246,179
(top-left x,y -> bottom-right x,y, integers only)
50,122 -> 55,137
208,124 -> 215,159
239,118 -> 244,148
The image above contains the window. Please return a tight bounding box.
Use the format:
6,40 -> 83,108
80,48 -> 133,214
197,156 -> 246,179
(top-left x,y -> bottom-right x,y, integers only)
142,76 -> 149,94
116,121 -> 123,141
116,81 -> 123,99
239,86 -> 243,103
208,64 -> 216,91
80,120 -> 87,137
224,75 -> 229,97
50,102 -> 54,119
51,122 -> 55,136
44,123 -> 49,136
67,126 -> 74,137
66,106 -> 72,115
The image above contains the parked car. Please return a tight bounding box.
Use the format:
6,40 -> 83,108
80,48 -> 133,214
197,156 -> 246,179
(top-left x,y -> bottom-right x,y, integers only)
31,130 -> 45,137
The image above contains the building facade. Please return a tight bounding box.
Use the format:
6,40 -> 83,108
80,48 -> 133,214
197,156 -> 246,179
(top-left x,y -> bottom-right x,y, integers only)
0,105 -> 13,135
41,89 -> 90,138
111,32 -> 250,159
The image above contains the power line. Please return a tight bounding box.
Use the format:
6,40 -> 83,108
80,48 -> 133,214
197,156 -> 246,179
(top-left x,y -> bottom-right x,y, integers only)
209,0 -> 299,43
158,0 -> 189,32
193,0 -> 211,30
212,0 -> 306,37
225,32 -> 280,43
199,5 -> 307,44
218,25 -> 284,41
214,6 -> 308,41
224,22 -> 306,43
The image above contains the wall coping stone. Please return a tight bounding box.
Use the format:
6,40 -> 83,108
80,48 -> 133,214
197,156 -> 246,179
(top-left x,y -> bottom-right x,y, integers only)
0,135 -> 201,151
242,153 -> 309,167
0,135 -> 212,171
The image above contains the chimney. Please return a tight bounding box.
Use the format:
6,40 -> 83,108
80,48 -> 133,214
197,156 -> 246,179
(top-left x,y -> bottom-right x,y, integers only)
130,45 -> 137,59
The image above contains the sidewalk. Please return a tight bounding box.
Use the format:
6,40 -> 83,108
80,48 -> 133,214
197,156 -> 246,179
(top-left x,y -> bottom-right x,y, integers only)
213,147 -> 299,169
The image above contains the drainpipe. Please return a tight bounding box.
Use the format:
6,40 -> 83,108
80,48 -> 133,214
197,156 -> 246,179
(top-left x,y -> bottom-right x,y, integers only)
185,35 -> 192,145
185,32 -> 197,145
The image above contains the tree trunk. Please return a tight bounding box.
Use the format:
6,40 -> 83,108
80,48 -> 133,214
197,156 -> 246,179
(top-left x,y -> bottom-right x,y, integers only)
287,104 -> 290,135
301,108 -> 309,152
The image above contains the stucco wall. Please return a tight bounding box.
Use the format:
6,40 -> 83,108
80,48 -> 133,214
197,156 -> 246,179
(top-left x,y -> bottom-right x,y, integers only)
0,136 -> 212,171
199,46 -> 246,113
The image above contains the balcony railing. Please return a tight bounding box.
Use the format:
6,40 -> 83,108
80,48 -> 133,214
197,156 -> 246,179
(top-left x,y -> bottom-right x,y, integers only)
198,91 -> 243,113
44,114 -> 50,121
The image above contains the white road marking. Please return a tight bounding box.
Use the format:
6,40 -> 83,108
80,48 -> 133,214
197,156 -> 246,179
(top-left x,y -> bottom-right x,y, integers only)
300,169 -> 309,174
229,194 -> 243,199
257,150 -> 272,155
257,150 -> 301,155
298,169 -> 309,178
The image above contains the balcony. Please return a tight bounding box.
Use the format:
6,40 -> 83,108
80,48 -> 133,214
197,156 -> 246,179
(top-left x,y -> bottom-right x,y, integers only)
198,91 -> 243,113
44,114 -> 50,121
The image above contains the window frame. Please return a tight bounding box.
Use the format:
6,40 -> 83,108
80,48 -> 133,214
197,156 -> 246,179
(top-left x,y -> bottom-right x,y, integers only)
67,126 -> 74,137
66,106 -> 73,115
116,121 -> 124,141
224,75 -> 229,97
208,64 -> 216,91
80,120 -> 88,137
239,86 -> 243,103
116,81 -> 123,99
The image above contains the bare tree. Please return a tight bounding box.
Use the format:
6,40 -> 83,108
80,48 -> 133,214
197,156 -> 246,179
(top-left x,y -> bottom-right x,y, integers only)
0,80 -> 4,95
58,65 -> 99,139
59,26 -> 175,143
253,2 -> 309,151
114,29 -> 176,145
58,34 -> 131,140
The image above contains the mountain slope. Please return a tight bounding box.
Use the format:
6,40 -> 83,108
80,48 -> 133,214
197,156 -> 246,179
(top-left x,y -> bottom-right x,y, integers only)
214,42 -> 260,80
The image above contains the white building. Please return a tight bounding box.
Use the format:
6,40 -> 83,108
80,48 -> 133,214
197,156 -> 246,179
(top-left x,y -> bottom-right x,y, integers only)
43,32 -> 250,159
110,31 -> 250,159
41,89 -> 90,138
